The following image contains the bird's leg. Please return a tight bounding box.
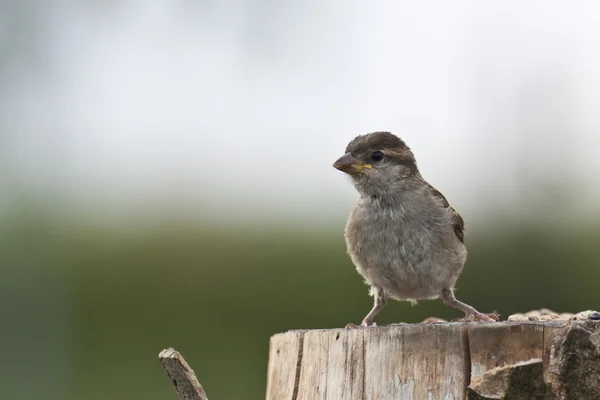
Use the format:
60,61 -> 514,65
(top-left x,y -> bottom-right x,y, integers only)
361,286 -> 388,326
440,288 -> 500,322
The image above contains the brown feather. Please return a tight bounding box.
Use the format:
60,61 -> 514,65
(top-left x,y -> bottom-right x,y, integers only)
425,183 -> 465,243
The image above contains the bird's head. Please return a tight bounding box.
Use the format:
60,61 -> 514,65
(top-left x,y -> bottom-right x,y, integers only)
333,132 -> 420,197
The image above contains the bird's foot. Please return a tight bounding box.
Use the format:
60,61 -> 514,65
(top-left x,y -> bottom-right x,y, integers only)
422,317 -> 447,324
345,319 -> 377,329
454,311 -> 501,322
361,318 -> 377,327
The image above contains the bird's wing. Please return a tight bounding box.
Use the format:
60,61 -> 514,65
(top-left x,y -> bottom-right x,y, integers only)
425,183 -> 465,243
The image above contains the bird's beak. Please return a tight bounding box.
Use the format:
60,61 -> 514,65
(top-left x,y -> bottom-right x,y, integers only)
333,153 -> 372,174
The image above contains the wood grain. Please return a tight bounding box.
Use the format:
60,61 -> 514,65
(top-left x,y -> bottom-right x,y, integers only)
266,321 -> 598,399
325,328 -> 365,400
468,323 -> 545,383
296,330 -> 330,399
266,330 -> 304,400
363,325 -> 405,399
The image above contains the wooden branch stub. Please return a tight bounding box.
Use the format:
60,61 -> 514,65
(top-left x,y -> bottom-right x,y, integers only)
267,321 -> 600,399
159,347 -> 209,400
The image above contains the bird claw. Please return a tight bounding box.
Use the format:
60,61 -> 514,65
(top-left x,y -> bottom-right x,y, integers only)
454,312 -> 501,322
345,319 -> 378,329
422,317 -> 447,324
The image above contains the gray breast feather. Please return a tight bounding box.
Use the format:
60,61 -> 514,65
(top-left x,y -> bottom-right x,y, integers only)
344,189 -> 467,299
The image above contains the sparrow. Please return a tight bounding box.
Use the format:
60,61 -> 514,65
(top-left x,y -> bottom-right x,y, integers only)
333,131 -> 499,326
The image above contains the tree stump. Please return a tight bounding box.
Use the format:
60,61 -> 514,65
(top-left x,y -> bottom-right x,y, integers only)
266,320 -> 600,399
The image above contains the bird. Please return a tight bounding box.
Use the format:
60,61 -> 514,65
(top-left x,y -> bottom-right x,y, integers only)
333,131 -> 499,326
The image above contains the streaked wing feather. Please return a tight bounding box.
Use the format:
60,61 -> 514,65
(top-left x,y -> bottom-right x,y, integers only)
426,183 -> 465,243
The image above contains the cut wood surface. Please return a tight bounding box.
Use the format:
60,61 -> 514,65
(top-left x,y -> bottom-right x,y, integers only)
266,320 -> 600,400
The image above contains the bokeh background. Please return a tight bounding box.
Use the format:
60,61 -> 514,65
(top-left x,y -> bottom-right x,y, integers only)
2,1 -> 600,399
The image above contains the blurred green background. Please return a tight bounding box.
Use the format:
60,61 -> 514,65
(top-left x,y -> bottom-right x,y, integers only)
2,1 -> 600,399
2,207 -> 599,399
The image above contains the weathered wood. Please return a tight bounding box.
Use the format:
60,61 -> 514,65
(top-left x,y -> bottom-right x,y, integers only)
297,330 -> 330,399
266,320 -> 600,400
159,348 -> 209,400
550,320 -> 600,399
468,322 -> 562,383
266,330 -> 304,400
364,324 -> 469,399
269,323 -> 471,399
467,359 -> 550,400
326,328 -> 365,399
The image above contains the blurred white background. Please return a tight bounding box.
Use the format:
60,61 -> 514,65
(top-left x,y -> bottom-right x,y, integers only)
1,0 -> 600,225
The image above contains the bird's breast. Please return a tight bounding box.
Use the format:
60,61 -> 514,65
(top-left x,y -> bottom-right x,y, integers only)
347,202 -> 423,263
344,196 -> 455,273
344,198 -> 466,299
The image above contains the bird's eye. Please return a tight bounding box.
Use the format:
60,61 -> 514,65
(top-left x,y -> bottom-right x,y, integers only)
371,151 -> 384,162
